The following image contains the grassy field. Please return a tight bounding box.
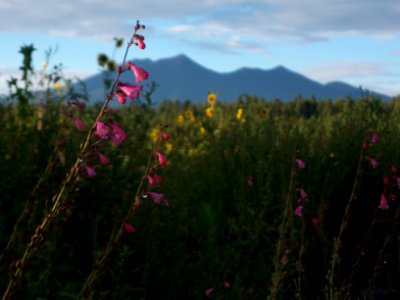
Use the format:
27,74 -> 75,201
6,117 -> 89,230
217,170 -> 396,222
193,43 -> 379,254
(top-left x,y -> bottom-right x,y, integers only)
1,87 -> 400,299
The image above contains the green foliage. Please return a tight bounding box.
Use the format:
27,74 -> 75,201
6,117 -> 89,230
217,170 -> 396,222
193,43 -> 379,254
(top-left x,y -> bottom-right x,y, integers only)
1,81 -> 400,299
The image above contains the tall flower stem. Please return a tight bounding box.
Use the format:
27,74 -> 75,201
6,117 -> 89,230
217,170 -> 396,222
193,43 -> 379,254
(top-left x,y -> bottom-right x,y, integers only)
325,142 -> 365,300
2,25 -> 139,300
78,127 -> 166,299
268,151 -> 297,300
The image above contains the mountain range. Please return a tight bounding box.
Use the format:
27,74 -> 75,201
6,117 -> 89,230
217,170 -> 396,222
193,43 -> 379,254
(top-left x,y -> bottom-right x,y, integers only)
82,54 -> 389,104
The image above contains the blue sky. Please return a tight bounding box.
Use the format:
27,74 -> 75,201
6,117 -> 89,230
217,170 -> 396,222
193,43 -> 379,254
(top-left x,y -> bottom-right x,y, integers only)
1,0 -> 400,96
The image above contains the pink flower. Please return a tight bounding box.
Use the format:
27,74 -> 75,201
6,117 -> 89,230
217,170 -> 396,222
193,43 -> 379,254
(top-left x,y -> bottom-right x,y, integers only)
146,192 -> 165,204
115,93 -> 127,104
156,151 -> 167,167
391,165 -> 398,174
75,102 -> 86,109
95,121 -> 109,139
294,205 -> 303,217
127,62 -> 149,83
147,174 -> 163,185
379,193 -> 389,210
85,166 -> 96,177
137,38 -> 146,49
97,152 -> 110,165
73,117 -> 85,132
298,188 -> 308,199
383,177 -> 390,186
205,287 -> 214,298
395,177 -> 400,189
116,82 -> 143,100
390,193 -> 396,201
311,217 -> 320,226
123,222 -> 136,233
366,156 -> 378,169
281,249 -> 290,265
109,122 -> 127,146
296,159 -> 305,169
162,132 -> 170,140
247,175 -> 254,187
223,280 -> 231,289
370,132 -> 380,143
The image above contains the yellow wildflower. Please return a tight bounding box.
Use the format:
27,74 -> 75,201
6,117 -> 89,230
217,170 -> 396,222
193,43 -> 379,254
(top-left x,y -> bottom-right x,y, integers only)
205,106 -> 214,118
149,127 -> 160,141
177,115 -> 184,124
236,108 -> 243,120
199,126 -> 206,135
54,82 -> 62,90
207,92 -> 216,106
259,108 -> 269,118
165,142 -> 173,154
185,110 -> 195,122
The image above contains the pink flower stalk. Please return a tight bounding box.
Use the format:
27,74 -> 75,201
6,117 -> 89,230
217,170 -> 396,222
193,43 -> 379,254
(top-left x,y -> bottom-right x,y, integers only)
97,152 -> 110,165
85,166 -> 96,177
123,222 -> 136,233
146,192 -> 165,204
73,117 -> 85,132
298,188 -> 308,199
379,193 -> 389,210
127,62 -> 149,83
296,159 -> 305,169
205,287 -> 214,298
156,151 -> 167,167
109,122 -> 127,146
294,205 -> 303,217
116,82 -> 143,100
95,121 -> 109,139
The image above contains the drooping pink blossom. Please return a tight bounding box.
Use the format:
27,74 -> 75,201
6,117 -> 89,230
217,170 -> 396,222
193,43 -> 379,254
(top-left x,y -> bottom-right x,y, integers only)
146,192 -> 165,204
370,132 -> 380,143
390,193 -> 396,201
204,287 -> 214,298
95,121 -> 109,139
73,117 -> 85,132
294,205 -> 303,217
311,217 -> 320,226
116,82 -> 143,100
298,188 -> 308,199
223,280 -> 231,289
123,222 -> 136,233
85,166 -> 96,177
109,122 -> 127,146
97,152 -> 110,165
383,177 -> 390,186
115,92 -> 127,104
147,174 -> 163,185
137,38 -> 146,49
127,62 -> 149,83
379,193 -> 389,210
391,165 -> 398,174
365,156 -> 378,169
162,132 -> 170,140
295,159 -> 305,169
156,151 -> 167,167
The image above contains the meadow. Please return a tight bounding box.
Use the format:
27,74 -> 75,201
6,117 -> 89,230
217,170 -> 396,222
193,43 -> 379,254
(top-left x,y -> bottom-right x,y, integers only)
1,24 -> 400,300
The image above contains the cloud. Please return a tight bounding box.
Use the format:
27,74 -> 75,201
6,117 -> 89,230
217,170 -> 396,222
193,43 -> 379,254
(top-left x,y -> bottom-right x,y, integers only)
1,0 -> 400,43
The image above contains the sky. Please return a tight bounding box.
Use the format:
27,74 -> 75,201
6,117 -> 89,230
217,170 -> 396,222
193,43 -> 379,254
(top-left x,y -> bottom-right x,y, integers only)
1,0 -> 400,97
